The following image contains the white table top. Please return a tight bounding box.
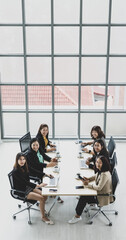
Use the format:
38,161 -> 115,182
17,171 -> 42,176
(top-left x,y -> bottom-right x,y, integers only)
42,141 -> 97,196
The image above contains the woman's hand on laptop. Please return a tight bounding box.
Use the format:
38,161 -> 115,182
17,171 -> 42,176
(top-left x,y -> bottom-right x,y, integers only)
51,157 -> 58,162
47,161 -> 57,168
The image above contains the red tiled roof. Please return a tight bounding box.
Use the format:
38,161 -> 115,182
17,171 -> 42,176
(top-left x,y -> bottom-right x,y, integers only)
1,85 -> 124,107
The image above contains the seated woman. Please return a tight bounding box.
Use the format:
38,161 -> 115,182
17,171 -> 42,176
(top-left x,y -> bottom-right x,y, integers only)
69,155 -> 113,224
36,124 -> 56,153
26,138 -> 57,180
82,126 -> 106,154
13,152 -> 54,224
85,139 -> 109,173
26,138 -> 64,203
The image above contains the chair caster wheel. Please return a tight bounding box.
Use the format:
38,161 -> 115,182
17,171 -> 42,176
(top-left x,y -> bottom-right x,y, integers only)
28,221 -> 32,225
13,215 -> 16,219
109,222 -> 112,226
88,221 -> 93,225
18,204 -> 21,208
115,211 -> 118,215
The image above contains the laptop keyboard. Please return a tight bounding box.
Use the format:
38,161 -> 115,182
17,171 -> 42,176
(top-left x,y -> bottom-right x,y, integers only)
80,160 -> 88,168
49,177 -> 56,186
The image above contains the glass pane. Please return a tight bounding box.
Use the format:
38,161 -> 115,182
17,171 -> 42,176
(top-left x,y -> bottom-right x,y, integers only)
28,86 -> 52,110
55,113 -> 78,138
1,86 -> 25,110
29,113 -> 52,137
3,113 -> 26,137
54,0 -> 80,24
27,57 -> 51,83
81,57 -> 106,83
109,58 -> 126,83
25,0 -> 51,23
83,0 -> 109,23
80,113 -> 104,138
54,86 -> 78,110
111,0 -> 126,23
81,86 -> 105,110
0,27 -> 23,54
0,57 -> 24,83
106,113 -> 126,137
54,27 -> 79,54
0,0 -> 22,23
107,86 -> 126,110
54,57 -> 78,83
110,27 -> 126,54
82,27 -> 107,54
26,27 -> 51,54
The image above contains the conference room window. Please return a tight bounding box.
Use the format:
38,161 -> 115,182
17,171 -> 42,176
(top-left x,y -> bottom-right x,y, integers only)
28,86 -> 52,110
0,0 -> 126,139
27,57 -> 51,83
80,113 -> 104,138
29,113 -> 52,137
81,86 -> 105,110
54,86 -> 78,110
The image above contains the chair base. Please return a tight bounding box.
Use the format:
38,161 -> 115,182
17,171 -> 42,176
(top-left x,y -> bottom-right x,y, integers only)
13,202 -> 40,224
87,207 -> 114,226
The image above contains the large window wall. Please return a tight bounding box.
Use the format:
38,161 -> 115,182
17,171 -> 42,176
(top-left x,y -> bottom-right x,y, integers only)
0,0 -> 126,139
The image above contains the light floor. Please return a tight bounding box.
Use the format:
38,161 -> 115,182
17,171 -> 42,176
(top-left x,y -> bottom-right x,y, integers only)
0,141 -> 126,240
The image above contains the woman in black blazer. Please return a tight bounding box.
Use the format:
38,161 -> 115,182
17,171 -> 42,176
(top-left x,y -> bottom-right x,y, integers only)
86,139 -> 109,172
36,124 -> 56,153
26,138 -> 57,180
13,152 -> 54,224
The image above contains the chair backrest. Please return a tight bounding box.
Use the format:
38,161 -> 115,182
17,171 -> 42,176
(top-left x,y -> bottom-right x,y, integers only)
19,132 -> 31,153
8,170 -> 25,200
110,152 -> 117,173
112,168 -> 119,195
108,136 -> 116,158
8,170 -> 36,204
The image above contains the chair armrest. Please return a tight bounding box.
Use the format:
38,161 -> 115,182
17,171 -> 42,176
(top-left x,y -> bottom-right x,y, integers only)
10,189 -> 26,195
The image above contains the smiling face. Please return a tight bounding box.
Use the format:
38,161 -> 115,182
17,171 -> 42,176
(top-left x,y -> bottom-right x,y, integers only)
31,141 -> 39,152
18,156 -> 26,167
96,158 -> 103,171
40,127 -> 48,137
92,130 -> 98,139
94,142 -> 103,153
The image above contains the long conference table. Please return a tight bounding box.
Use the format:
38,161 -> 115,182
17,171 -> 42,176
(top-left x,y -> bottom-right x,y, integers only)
42,141 -> 97,197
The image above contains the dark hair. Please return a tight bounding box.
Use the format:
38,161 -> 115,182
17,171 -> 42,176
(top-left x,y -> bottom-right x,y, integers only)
91,126 -> 105,139
30,137 -> 39,148
93,138 -> 105,149
96,155 -> 111,172
14,152 -> 28,172
37,124 -> 49,138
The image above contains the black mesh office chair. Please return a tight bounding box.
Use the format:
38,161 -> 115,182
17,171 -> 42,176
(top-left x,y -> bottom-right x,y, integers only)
19,132 -> 31,154
110,152 -> 117,174
108,136 -> 116,158
19,132 -> 41,184
8,170 -> 40,224
87,168 -> 119,226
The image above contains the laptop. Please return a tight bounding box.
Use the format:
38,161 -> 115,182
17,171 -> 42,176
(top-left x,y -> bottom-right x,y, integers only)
80,159 -> 89,169
44,176 -> 59,188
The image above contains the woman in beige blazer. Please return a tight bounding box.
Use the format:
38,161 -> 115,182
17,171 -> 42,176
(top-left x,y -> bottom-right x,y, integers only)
69,156 -> 113,224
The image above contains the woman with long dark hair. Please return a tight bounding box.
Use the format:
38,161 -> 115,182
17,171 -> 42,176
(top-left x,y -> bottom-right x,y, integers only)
86,139 -> 109,172
82,126 -> 106,154
26,138 -> 57,180
69,155 -> 113,224
36,124 -> 56,153
13,152 -> 54,224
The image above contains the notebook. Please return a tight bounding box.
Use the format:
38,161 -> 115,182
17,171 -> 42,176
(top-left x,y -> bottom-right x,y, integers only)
44,176 -> 59,188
